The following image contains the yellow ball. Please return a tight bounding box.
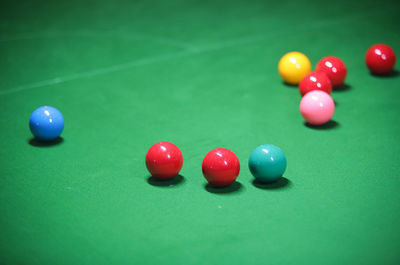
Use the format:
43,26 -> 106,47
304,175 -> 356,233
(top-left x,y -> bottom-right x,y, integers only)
278,52 -> 312,85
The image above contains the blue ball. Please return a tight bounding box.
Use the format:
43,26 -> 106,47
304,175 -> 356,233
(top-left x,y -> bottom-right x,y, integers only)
248,144 -> 287,183
29,106 -> 64,141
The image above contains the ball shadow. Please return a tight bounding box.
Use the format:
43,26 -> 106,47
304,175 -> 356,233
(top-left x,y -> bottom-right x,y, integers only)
204,181 -> 243,194
333,83 -> 351,92
282,81 -> 298,88
28,137 -> 64,147
370,69 -> 399,78
304,120 -> 339,130
147,175 -> 185,187
252,177 -> 291,190
333,100 -> 339,107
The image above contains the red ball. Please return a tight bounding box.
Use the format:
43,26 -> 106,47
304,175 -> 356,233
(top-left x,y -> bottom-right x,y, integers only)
299,71 -> 332,96
316,56 -> 347,87
202,148 -> 240,187
145,142 -> 183,180
365,44 -> 396,75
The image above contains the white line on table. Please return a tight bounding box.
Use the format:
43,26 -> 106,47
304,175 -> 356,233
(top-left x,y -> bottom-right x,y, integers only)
0,9 -> 387,96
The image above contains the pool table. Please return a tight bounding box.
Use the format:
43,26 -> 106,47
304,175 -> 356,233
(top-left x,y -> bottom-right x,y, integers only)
1,0 -> 400,264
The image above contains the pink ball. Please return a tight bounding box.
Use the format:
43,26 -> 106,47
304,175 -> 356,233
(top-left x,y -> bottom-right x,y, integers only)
300,91 -> 335,125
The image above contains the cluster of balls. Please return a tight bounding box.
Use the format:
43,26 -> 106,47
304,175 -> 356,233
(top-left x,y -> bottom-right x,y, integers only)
146,142 -> 287,187
28,108 -> 288,186
28,44 -> 395,187
278,44 -> 396,125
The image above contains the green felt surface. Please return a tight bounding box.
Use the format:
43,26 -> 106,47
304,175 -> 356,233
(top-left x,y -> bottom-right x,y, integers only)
1,0 -> 400,264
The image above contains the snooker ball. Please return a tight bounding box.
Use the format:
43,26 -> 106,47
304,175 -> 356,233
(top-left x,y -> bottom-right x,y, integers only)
29,106 -> 64,141
365,44 -> 396,75
299,71 -> 332,96
300,90 -> 335,125
145,142 -> 183,180
202,148 -> 240,187
316,56 -> 347,87
278,51 -> 312,85
249,144 -> 287,183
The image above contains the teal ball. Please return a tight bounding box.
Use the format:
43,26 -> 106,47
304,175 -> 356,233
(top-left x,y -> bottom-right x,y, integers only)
248,144 -> 287,183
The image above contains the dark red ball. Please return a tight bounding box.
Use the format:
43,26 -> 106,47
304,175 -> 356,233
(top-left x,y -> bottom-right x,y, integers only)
202,148 -> 240,187
299,71 -> 332,96
145,142 -> 183,180
316,56 -> 347,87
365,44 -> 396,75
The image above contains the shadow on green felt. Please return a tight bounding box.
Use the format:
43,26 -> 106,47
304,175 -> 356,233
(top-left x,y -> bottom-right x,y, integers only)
204,181 -> 243,195
333,100 -> 339,106
28,137 -> 64,147
333,83 -> 351,92
304,120 -> 339,130
252,177 -> 291,190
370,69 -> 399,78
282,81 -> 298,88
147,175 -> 185,187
